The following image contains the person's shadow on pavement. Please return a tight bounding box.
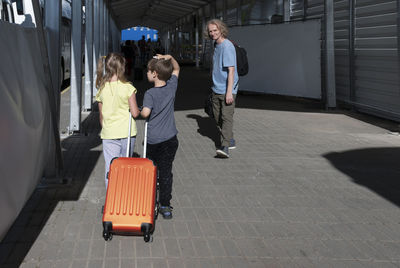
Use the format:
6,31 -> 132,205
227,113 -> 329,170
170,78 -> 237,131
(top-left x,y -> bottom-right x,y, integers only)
186,114 -> 221,148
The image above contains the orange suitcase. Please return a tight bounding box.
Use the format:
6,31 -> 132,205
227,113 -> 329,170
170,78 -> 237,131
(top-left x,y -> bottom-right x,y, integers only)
102,119 -> 158,242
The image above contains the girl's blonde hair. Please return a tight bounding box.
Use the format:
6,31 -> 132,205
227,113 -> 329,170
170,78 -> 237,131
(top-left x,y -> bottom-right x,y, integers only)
204,19 -> 229,40
95,52 -> 128,89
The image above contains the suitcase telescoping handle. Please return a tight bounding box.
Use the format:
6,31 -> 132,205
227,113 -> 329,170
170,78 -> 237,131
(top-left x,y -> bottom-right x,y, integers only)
126,111 -> 148,158
126,112 -> 132,157
143,120 -> 148,158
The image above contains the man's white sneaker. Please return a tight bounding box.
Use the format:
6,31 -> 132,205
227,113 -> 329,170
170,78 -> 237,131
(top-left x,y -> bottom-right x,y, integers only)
216,146 -> 229,158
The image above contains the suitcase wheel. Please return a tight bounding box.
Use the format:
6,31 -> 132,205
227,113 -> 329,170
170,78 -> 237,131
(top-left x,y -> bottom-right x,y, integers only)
103,231 -> 113,241
103,221 -> 113,241
144,234 -> 153,243
141,223 -> 153,243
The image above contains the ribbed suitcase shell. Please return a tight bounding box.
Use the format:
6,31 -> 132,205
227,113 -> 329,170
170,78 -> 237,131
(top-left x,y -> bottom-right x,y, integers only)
103,157 -> 157,234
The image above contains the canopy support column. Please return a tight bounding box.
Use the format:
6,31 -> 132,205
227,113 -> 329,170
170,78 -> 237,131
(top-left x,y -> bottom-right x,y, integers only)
325,0 -> 336,108
69,0 -> 83,132
210,0 -> 217,18
31,0 -> 63,173
166,29 -> 170,54
284,0 -> 290,21
44,0 -> 61,110
84,0 -> 94,111
222,0 -> 227,21
93,0 -> 100,97
236,0 -> 242,26
195,11 -> 199,67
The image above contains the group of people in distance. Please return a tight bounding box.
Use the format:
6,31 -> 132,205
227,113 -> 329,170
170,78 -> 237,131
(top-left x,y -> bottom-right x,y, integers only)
121,35 -> 163,75
96,19 -> 237,219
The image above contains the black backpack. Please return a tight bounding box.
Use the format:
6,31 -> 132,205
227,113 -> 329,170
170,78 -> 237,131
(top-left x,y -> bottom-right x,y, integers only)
233,43 -> 249,76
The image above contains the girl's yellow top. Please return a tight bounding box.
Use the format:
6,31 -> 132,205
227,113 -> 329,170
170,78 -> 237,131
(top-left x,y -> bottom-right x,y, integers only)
95,80 -> 137,139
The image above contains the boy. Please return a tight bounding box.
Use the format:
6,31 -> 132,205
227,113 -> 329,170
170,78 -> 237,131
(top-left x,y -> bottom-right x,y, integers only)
140,54 -> 180,219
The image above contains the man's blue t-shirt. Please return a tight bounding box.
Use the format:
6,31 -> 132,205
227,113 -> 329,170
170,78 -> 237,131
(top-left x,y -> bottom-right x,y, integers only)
143,75 -> 178,144
212,39 -> 239,94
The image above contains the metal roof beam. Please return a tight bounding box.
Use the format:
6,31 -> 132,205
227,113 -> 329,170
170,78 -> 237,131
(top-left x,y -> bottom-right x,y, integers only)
147,13 -> 178,21
184,0 -> 210,5
113,5 -> 146,17
111,0 -> 148,8
143,17 -> 171,25
162,0 -> 200,9
155,5 -> 188,16
158,2 -> 193,13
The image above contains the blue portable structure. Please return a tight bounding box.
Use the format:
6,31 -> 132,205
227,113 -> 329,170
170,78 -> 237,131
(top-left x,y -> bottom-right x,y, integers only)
121,26 -> 158,41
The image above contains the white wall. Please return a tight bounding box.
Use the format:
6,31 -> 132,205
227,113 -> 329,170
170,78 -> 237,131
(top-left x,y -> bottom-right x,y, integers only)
229,20 -> 321,99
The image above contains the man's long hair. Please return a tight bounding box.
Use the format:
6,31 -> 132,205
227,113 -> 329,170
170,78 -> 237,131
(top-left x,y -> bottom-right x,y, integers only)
205,19 -> 229,39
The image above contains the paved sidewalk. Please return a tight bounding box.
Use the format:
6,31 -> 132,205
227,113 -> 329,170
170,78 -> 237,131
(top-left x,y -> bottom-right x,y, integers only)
1,66 -> 400,267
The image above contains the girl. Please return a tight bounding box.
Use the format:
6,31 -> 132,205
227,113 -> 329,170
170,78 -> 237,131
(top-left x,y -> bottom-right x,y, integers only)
95,52 -> 140,188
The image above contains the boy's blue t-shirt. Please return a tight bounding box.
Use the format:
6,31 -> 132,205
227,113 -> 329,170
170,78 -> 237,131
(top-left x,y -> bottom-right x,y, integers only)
212,39 -> 239,94
143,74 -> 178,144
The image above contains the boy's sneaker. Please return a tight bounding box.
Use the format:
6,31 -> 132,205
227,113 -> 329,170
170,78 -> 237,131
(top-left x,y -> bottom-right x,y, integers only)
216,146 -> 229,158
159,206 -> 173,219
229,139 -> 236,149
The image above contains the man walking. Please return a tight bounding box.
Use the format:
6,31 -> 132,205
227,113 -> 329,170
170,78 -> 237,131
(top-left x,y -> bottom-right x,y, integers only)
207,19 -> 239,158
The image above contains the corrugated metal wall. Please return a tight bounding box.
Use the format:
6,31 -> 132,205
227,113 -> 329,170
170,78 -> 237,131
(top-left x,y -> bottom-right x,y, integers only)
334,0 -> 351,102
353,0 -> 400,120
291,0 -> 400,121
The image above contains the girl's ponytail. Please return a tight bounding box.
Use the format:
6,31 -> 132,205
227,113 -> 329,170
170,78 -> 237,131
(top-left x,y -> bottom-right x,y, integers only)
96,56 -> 106,89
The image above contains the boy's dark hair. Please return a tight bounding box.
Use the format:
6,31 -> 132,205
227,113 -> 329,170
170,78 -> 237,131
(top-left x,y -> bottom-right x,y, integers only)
147,58 -> 173,81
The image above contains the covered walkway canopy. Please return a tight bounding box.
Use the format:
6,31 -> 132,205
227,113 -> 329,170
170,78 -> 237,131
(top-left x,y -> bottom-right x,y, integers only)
110,0 -> 211,29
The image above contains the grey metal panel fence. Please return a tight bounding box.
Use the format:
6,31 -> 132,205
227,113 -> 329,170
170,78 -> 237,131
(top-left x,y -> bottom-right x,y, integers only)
334,0 -> 351,102
307,0 -> 325,19
291,0 -> 400,121
354,0 -> 400,119
290,0 -> 305,19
